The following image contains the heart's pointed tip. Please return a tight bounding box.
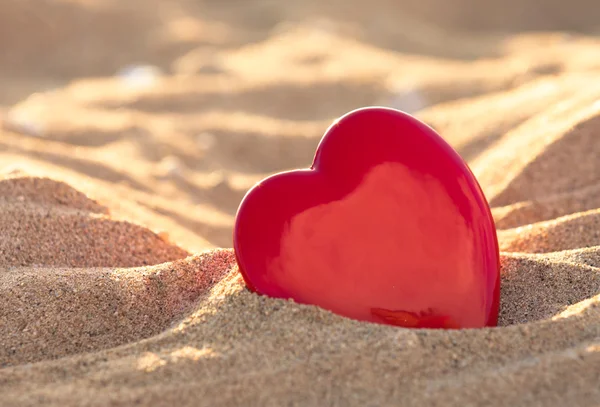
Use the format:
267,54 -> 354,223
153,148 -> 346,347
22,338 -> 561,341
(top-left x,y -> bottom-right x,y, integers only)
371,308 -> 468,330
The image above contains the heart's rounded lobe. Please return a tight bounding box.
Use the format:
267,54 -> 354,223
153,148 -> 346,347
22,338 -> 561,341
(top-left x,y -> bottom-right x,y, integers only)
234,107 -> 500,329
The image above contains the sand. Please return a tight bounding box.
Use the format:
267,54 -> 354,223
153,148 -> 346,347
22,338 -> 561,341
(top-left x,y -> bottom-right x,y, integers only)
1,0 -> 600,406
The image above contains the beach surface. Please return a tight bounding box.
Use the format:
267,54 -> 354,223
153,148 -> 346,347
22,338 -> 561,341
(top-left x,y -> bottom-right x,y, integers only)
1,1 -> 600,406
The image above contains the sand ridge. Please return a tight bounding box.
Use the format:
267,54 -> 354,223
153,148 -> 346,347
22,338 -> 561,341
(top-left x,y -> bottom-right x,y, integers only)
1,0 -> 600,406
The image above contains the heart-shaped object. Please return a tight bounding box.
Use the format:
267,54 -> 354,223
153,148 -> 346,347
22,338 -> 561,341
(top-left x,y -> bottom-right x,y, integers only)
233,107 -> 500,329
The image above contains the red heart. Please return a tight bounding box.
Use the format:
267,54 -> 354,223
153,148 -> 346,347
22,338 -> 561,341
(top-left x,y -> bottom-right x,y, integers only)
233,107 -> 500,329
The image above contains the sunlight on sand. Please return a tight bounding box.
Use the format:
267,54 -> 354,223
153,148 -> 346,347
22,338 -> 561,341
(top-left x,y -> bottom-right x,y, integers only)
137,346 -> 218,373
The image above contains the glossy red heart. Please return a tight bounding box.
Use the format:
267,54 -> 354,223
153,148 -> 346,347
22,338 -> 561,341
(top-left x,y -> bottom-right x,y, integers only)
233,107 -> 500,329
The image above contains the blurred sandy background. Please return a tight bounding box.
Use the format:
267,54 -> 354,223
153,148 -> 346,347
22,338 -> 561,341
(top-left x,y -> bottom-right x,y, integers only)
2,1 -> 600,406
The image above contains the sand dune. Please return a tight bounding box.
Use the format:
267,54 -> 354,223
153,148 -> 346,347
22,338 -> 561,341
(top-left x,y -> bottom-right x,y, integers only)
1,0 -> 600,406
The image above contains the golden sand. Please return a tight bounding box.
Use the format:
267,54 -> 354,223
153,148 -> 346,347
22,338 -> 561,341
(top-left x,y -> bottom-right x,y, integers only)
1,1 -> 600,406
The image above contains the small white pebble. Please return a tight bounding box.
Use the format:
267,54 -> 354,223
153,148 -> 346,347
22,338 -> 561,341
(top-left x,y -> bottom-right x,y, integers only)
116,65 -> 162,89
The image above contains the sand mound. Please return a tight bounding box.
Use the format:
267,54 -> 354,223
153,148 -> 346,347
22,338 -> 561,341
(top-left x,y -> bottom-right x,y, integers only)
2,244 -> 599,406
0,177 -> 188,268
2,0 -> 600,406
